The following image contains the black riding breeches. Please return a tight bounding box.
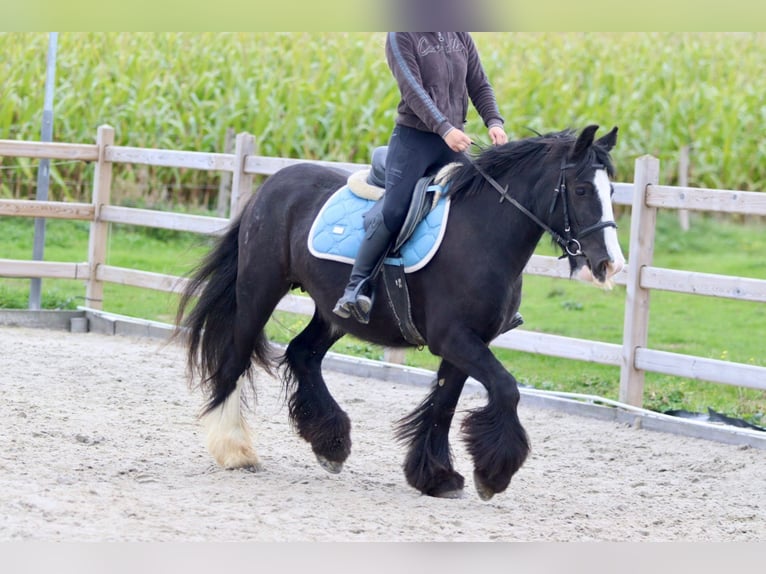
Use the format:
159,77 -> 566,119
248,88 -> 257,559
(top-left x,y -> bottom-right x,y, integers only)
382,124 -> 462,233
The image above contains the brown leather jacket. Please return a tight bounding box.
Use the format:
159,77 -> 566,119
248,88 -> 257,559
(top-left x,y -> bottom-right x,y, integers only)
385,32 -> 504,139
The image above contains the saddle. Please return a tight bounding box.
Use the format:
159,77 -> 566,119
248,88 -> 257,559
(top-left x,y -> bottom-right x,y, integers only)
347,146 -> 448,252
309,147 -> 455,345
309,148 -> 525,344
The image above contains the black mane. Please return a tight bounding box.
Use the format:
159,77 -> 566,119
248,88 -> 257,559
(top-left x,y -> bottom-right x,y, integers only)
446,129 -> 615,200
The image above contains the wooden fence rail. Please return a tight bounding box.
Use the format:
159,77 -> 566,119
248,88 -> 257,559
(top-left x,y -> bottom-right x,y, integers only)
1,125 -> 765,407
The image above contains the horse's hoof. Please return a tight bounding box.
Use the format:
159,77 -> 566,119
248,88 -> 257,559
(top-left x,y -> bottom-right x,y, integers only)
215,451 -> 264,472
316,454 -> 343,474
473,470 -> 496,501
434,489 -> 464,499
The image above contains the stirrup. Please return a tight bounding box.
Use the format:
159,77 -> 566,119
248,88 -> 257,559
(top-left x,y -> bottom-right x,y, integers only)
332,281 -> 373,323
508,311 -> 524,331
332,293 -> 372,324
332,300 -> 352,319
348,294 -> 372,324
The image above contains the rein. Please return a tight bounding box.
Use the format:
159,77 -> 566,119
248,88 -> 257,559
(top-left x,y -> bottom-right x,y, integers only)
461,149 -> 617,258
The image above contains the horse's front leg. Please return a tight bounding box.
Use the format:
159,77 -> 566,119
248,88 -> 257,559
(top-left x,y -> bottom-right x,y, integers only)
395,360 -> 468,498
281,313 -> 351,473
430,327 -> 530,501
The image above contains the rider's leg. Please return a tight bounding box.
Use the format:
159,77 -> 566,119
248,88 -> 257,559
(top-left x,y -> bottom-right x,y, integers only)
332,211 -> 394,323
333,125 -> 458,323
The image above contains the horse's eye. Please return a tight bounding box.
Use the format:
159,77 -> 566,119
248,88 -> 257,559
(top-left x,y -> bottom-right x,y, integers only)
575,185 -> 588,196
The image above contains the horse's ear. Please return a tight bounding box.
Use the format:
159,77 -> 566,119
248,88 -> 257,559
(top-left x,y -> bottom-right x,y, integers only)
570,124 -> 600,161
596,126 -> 619,152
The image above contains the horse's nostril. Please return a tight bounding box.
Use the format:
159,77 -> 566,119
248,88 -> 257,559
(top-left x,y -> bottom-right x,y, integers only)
594,259 -> 610,281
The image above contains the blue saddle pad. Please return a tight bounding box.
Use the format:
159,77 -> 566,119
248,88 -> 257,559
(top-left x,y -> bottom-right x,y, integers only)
308,185 -> 451,273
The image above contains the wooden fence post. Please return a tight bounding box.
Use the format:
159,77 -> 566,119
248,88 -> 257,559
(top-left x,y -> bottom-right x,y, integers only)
85,125 -> 114,310
384,348 -> 407,364
216,127 -> 235,218
229,132 -> 255,218
678,145 -> 690,231
619,155 -> 660,406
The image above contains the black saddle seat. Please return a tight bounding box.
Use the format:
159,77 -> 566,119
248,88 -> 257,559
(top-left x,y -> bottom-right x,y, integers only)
367,146 -> 388,188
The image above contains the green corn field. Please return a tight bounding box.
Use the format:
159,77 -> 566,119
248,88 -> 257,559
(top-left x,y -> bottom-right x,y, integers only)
2,32 -> 766,205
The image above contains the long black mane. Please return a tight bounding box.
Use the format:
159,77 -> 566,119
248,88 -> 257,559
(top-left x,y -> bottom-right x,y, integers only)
446,129 -> 615,201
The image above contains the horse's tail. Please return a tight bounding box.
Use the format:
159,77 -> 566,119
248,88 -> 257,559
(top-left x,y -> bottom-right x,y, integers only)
174,213 -> 273,413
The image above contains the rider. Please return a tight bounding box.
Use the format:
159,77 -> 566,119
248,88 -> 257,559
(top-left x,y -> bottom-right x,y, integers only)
333,32 -> 509,323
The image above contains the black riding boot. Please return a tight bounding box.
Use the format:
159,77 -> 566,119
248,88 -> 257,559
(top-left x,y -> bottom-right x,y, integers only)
333,213 -> 394,324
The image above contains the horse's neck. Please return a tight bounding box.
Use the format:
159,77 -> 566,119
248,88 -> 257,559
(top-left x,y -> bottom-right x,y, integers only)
506,170 -> 557,242
507,221 -> 547,274
466,180 -> 549,276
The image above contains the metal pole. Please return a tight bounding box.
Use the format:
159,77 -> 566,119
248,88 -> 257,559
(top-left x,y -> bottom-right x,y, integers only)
29,32 -> 58,310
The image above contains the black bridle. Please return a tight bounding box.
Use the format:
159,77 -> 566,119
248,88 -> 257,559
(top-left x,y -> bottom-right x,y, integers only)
463,151 -> 617,258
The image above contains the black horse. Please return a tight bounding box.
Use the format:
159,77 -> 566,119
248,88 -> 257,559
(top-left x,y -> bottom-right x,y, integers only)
175,125 -> 624,500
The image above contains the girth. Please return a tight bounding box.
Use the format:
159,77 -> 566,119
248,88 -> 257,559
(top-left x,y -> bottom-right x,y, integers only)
359,175 -> 438,347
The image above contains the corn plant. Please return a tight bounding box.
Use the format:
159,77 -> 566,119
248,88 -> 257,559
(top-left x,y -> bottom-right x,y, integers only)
2,32 -> 766,203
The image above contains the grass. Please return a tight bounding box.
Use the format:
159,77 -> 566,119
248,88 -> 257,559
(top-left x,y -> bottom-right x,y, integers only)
0,217 -> 213,322
2,212 -> 763,426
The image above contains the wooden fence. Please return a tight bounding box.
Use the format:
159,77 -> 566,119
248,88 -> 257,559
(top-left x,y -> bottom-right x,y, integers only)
1,125 -> 765,407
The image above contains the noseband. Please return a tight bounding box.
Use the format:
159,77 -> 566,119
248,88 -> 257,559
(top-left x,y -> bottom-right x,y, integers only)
550,160 -> 618,257
464,152 -> 617,258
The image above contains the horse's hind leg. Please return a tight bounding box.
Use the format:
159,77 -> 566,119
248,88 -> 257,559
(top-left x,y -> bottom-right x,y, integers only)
395,360 -> 467,498
281,312 -> 351,473
199,308 -> 272,471
200,267 -> 290,471
201,377 -> 262,471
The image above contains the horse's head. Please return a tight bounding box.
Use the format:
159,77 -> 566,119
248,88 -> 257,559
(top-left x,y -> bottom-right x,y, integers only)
447,124 -> 625,289
552,125 -> 625,289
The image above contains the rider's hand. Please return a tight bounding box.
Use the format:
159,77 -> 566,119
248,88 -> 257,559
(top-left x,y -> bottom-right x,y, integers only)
488,125 -> 508,146
444,128 -> 473,153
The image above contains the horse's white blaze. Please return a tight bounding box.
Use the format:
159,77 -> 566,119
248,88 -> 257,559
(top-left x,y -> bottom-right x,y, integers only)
201,378 -> 262,470
594,169 -> 625,280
